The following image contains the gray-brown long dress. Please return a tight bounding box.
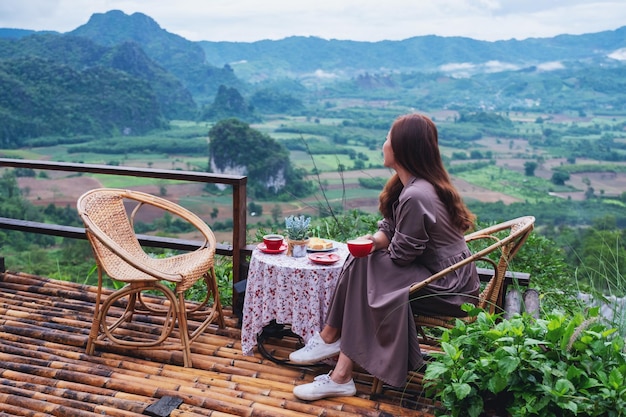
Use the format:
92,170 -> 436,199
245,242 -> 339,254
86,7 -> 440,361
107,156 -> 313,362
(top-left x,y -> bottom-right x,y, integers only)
325,176 -> 480,387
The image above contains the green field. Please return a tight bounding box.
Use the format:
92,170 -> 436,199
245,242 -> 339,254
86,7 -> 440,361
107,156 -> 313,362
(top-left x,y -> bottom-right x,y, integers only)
7,110 -> 626,241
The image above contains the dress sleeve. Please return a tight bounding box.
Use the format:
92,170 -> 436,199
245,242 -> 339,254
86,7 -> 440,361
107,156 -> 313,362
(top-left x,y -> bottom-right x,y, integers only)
378,215 -> 395,241
387,187 -> 436,266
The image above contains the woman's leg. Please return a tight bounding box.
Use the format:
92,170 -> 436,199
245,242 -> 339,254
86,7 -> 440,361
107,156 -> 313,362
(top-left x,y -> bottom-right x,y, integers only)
330,352 -> 353,384
320,325 -> 340,343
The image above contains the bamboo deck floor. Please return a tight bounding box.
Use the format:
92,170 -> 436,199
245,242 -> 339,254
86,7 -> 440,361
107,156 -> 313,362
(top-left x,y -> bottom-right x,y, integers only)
0,271 -> 438,417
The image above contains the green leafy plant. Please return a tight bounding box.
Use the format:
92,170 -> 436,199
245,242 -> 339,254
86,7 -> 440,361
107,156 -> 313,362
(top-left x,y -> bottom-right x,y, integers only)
423,307 -> 626,417
284,214 -> 311,240
311,209 -> 379,242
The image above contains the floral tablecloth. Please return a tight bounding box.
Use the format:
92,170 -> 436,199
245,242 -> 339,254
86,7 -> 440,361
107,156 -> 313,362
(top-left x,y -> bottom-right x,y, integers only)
241,242 -> 349,356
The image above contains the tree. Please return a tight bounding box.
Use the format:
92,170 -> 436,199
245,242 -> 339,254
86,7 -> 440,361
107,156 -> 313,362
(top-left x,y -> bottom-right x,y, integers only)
524,161 -> 538,176
248,201 -> 263,216
200,85 -> 257,122
250,88 -> 304,114
208,118 -> 313,199
551,170 -> 570,185
271,204 -> 282,224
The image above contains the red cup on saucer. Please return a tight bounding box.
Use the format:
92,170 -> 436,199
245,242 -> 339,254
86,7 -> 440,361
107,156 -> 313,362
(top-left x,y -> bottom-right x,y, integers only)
347,238 -> 373,257
263,234 -> 284,251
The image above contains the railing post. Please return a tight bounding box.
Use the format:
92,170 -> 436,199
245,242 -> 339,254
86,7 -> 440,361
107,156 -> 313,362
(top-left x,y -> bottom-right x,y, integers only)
231,180 -> 248,308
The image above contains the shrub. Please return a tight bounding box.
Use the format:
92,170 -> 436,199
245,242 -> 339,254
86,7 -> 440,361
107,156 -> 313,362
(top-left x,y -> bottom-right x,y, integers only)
311,209 -> 379,242
424,307 -> 626,417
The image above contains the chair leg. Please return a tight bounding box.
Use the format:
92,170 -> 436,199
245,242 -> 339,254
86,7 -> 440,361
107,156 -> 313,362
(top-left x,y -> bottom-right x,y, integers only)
371,377 -> 383,395
208,268 -> 225,328
176,291 -> 193,367
86,303 -> 101,355
124,291 -> 138,323
86,267 -> 104,355
184,269 -> 224,329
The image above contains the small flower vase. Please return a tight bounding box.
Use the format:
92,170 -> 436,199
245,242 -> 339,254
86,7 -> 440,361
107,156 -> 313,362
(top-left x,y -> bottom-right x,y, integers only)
287,237 -> 309,257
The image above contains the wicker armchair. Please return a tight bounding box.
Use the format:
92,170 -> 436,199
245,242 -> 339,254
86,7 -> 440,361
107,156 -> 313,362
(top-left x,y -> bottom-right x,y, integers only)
77,188 -> 224,367
372,215 -> 535,394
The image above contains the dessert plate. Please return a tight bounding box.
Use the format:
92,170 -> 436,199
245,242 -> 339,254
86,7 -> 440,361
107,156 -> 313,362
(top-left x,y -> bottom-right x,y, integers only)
308,252 -> 341,265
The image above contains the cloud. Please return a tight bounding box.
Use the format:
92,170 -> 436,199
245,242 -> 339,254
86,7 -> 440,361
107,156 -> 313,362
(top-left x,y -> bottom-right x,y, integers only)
441,59 -> 569,78
608,48 -> 626,61
0,0 -> 624,42
0,0 -> 64,29
536,61 -> 565,71
439,60 -> 521,77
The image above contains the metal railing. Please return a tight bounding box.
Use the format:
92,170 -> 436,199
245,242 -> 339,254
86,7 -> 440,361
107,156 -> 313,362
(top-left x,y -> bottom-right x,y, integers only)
0,157 -> 251,305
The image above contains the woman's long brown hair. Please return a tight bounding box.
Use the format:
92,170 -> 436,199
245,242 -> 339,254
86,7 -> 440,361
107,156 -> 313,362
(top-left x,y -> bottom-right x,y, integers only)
378,114 -> 475,232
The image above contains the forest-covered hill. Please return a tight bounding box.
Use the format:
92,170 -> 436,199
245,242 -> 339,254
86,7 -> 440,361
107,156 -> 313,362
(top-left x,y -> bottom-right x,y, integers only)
0,56 -> 175,146
69,10 -> 242,104
199,26 -> 626,79
0,35 -> 193,144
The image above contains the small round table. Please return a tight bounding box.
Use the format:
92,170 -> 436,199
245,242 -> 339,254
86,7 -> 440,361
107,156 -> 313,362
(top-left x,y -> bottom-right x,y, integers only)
241,242 -> 349,356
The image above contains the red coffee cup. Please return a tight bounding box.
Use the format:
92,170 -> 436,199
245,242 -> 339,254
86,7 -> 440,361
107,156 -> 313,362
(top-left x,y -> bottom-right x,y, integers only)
263,234 -> 284,250
347,239 -> 373,257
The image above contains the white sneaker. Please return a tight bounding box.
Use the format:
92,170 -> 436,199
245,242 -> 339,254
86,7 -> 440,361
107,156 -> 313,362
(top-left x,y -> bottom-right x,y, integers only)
289,332 -> 340,364
293,372 -> 356,401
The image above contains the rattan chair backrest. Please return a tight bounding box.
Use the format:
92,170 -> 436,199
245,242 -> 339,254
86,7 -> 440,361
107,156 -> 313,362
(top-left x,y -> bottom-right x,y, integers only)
77,188 -> 216,284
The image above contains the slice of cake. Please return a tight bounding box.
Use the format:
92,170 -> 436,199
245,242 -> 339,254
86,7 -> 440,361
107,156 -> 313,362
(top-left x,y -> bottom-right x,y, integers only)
308,237 -> 333,250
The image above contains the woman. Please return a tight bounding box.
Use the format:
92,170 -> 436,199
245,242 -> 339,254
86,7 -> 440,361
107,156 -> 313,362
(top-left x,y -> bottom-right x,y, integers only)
289,113 -> 480,401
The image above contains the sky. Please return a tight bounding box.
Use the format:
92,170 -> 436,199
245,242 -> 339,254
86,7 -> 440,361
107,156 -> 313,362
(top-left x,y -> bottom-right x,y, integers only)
0,0 -> 625,43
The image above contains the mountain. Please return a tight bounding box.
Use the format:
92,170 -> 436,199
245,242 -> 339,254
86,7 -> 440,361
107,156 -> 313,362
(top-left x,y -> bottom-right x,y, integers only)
0,28 -> 42,39
3,11 -> 625,88
199,27 -> 626,81
4,11 -> 625,84
69,10 -> 243,105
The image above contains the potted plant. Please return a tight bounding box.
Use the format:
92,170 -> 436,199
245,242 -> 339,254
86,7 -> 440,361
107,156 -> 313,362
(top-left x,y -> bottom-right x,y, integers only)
285,215 -> 311,257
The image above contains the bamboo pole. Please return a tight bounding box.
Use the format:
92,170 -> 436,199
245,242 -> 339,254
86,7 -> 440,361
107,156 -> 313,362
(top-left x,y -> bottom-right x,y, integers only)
523,289 -> 540,318
171,408 -> 240,417
0,383 -> 147,416
0,392 -> 142,417
0,401 -> 52,417
504,289 -> 522,319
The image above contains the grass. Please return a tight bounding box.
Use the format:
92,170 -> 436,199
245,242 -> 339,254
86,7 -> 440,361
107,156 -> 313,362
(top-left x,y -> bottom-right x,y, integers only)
178,194 -> 233,208
456,164 -> 574,202
90,174 -> 176,188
